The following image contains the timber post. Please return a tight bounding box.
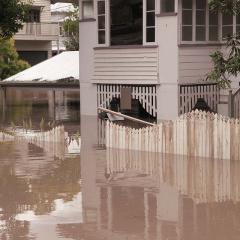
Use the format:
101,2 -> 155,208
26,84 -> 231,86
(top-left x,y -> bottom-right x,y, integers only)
228,90 -> 234,118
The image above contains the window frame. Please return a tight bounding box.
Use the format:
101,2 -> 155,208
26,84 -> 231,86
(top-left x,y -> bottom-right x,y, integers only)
179,0 -> 222,44
96,0 -> 156,47
144,0 -> 156,45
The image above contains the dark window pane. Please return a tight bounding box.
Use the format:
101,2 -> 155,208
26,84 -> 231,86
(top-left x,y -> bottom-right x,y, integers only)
196,0 -> 206,9
147,27 -> 155,42
147,12 -> 155,26
110,0 -> 143,45
182,26 -> 192,41
209,26 -> 218,41
222,13 -> 233,25
98,16 -> 105,29
196,26 -> 205,41
147,0 -> 155,11
98,1 -> 105,15
237,15 -> 240,24
98,30 -> 105,44
161,0 -> 175,12
237,26 -> 240,34
209,10 -> 218,25
182,0 -> 192,9
196,10 -> 205,25
28,9 -> 40,22
182,10 -> 192,25
222,26 -> 233,38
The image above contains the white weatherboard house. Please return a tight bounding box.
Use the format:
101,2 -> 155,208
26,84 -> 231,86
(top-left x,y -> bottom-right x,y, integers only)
79,0 -> 240,120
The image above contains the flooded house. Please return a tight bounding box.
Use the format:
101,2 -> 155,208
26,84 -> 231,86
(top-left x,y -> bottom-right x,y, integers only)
0,51 -> 79,124
79,0 -> 240,120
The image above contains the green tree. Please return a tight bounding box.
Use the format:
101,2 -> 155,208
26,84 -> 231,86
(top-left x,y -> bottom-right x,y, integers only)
0,0 -> 30,38
0,38 -> 30,80
207,0 -> 240,88
63,7 -> 79,51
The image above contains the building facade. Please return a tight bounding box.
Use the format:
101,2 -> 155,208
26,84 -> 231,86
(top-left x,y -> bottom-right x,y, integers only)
14,0 -> 59,66
79,0 -> 239,120
51,3 -> 76,55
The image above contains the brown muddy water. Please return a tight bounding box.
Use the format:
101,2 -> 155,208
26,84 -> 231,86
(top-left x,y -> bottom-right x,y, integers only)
0,89 -> 240,239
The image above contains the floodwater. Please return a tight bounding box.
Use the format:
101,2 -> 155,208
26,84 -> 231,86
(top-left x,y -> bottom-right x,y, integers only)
0,89 -> 240,239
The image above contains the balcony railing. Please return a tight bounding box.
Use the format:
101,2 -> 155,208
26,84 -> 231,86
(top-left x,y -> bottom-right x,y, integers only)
14,22 -> 59,40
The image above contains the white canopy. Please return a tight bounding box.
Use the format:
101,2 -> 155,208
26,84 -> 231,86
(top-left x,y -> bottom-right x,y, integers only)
4,51 -> 79,82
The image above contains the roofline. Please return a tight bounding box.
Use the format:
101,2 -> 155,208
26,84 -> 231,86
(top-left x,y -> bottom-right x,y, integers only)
0,81 -> 80,89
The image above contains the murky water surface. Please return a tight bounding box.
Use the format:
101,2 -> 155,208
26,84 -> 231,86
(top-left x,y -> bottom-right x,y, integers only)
0,89 -> 240,239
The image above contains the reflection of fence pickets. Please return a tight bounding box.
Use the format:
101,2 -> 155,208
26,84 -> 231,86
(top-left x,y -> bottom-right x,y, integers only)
106,148 -> 239,203
179,83 -> 219,114
0,126 -> 81,160
106,110 -> 240,160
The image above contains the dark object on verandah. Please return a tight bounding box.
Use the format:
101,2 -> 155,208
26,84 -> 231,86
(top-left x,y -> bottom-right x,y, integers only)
192,98 -> 215,113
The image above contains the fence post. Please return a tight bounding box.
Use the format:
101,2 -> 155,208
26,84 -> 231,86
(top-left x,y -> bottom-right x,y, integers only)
228,90 -> 234,118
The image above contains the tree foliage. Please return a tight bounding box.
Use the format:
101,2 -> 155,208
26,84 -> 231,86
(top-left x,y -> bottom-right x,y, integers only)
0,0 -> 30,38
63,8 -> 79,51
0,38 -> 30,80
207,0 -> 240,88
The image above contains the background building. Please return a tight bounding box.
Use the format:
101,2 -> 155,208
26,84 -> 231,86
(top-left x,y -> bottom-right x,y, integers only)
14,0 -> 59,66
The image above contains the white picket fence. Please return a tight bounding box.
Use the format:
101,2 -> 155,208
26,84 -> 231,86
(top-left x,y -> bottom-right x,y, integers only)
0,126 -> 81,160
106,110 -> 240,160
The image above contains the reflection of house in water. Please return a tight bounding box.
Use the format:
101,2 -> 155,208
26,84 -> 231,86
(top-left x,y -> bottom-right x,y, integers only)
80,118 -> 240,240
0,52 -> 79,125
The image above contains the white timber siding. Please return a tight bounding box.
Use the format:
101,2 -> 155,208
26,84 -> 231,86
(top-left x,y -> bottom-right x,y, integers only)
92,47 -> 159,84
32,0 -> 51,22
97,84 -> 157,117
178,46 -> 219,84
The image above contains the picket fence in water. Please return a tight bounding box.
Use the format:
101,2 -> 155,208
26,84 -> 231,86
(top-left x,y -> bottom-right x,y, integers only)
105,110 -> 240,160
0,126 -> 80,160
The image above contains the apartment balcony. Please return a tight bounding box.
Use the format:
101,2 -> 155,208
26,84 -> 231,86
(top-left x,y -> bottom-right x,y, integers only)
14,22 -> 59,41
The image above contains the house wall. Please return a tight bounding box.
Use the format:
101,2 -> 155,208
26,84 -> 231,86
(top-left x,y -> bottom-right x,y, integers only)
93,47 -> 159,85
33,0 -> 51,22
15,40 -> 52,59
178,46 -> 219,84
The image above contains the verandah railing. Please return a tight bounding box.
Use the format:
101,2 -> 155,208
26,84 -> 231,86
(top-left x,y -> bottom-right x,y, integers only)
179,83 -> 220,114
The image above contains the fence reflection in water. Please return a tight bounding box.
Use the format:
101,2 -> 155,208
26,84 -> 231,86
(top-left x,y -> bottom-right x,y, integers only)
106,148 -> 240,204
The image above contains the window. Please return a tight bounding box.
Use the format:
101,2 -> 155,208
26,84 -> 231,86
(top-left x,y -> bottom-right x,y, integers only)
97,0 -> 106,44
196,0 -> 206,41
222,13 -> 233,39
209,9 -> 218,41
146,0 -> 155,42
82,0 -> 94,19
27,9 -> 40,22
161,0 -> 175,13
182,0 -> 193,41
237,15 -> 240,34
110,0 -> 143,45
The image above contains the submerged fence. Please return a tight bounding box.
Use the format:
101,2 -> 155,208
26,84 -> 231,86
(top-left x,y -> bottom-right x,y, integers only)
0,126 -> 81,159
106,110 -> 240,160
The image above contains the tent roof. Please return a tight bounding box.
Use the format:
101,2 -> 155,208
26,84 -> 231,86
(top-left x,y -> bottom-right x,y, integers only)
4,51 -> 79,83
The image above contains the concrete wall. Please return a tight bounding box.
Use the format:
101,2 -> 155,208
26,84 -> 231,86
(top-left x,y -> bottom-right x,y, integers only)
79,20 -> 98,116
156,15 -> 179,120
15,40 -> 52,58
